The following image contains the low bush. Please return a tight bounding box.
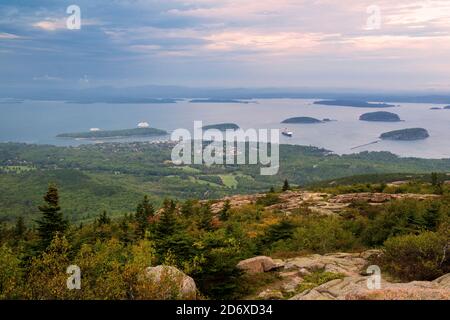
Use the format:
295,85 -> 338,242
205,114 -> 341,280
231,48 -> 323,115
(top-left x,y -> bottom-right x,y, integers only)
380,231 -> 449,281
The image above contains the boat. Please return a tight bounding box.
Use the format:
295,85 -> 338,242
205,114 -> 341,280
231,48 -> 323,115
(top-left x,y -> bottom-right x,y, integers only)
282,128 -> 293,137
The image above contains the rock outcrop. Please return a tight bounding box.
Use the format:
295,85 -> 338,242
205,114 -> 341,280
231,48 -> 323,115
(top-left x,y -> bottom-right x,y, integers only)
329,193 -> 438,204
145,265 -> 197,299
206,191 -> 439,217
247,251 -> 449,300
291,276 -> 450,300
237,256 -> 283,274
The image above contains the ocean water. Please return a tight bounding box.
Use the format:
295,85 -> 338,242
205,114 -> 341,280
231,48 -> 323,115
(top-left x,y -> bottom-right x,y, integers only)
0,99 -> 449,159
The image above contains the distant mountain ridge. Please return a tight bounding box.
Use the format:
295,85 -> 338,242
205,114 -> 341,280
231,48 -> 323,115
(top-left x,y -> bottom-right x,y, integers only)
2,85 -> 450,104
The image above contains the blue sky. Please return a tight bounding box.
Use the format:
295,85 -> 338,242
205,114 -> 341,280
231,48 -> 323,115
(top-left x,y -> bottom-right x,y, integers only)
1,0 -> 450,91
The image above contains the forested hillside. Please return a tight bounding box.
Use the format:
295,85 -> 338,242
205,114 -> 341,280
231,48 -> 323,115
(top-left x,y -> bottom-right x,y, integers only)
1,142 -> 450,224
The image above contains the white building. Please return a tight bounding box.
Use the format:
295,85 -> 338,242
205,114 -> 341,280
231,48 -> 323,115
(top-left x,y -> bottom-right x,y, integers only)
137,121 -> 150,128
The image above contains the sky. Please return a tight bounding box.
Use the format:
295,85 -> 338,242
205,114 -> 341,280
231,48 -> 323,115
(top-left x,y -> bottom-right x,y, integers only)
1,0 -> 450,92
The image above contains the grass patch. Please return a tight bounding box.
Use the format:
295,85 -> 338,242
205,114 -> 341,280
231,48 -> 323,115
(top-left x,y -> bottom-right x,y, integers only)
219,175 -> 238,188
0,165 -> 36,173
170,166 -> 201,174
285,270 -> 345,298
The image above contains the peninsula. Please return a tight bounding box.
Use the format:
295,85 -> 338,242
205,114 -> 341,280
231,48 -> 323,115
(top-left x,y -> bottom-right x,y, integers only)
379,128 -> 430,141
57,127 -> 168,139
314,100 -> 395,108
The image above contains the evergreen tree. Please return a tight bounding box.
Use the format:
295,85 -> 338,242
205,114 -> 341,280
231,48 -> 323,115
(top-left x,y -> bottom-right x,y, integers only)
97,210 -> 111,226
431,172 -> 444,194
119,215 -> 132,244
151,199 -> 194,263
180,199 -> 196,217
269,186 -> 275,193
14,216 -> 26,239
36,185 -> 67,251
135,195 -> 154,239
153,199 -> 177,239
219,200 -> 231,222
198,203 -> 213,231
282,179 -> 290,191
431,172 -> 439,186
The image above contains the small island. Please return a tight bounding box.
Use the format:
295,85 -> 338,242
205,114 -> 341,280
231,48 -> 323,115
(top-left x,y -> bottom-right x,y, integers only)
281,117 -> 323,124
202,123 -> 240,131
190,99 -> 251,104
57,127 -> 168,139
359,111 -> 401,122
444,106 -> 450,109
430,107 -> 442,110
314,100 -> 395,108
379,128 -> 430,141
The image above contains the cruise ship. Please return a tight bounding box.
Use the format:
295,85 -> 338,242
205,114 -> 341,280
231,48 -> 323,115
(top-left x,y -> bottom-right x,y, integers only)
282,128 -> 293,137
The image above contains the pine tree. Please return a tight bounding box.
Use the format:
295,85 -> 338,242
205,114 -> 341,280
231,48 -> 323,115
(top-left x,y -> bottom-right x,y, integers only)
180,199 -> 196,217
97,210 -> 111,226
135,195 -> 154,239
14,216 -> 26,239
282,179 -> 290,191
153,199 -> 177,239
119,215 -> 132,244
431,172 -> 439,186
198,203 -> 213,231
219,200 -> 231,222
36,185 -> 67,251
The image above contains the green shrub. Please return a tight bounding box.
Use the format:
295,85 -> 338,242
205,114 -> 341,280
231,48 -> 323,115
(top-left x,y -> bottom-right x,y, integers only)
256,193 -> 281,207
380,231 -> 449,281
286,217 -> 358,254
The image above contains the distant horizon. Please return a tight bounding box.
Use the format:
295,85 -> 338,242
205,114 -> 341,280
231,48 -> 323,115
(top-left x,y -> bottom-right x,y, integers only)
1,1 -> 450,91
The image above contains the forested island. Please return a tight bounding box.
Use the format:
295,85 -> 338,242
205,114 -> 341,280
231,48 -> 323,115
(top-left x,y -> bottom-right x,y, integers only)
57,127 -> 168,139
281,117 -> 323,124
202,123 -> 240,131
314,100 -> 395,108
380,128 -> 430,141
444,106 -> 450,109
359,111 -> 402,122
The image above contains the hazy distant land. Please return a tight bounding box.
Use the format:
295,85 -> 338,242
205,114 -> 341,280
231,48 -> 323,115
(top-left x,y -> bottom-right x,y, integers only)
314,100 -> 396,108
190,99 -> 252,104
202,123 -> 240,131
57,127 -> 168,139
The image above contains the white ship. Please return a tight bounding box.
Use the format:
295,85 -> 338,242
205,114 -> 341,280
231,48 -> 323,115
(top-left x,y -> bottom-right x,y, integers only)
137,121 -> 150,128
282,128 -> 293,137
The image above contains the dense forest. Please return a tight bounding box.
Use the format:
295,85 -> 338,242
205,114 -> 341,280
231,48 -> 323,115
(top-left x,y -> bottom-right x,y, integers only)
0,178 -> 448,299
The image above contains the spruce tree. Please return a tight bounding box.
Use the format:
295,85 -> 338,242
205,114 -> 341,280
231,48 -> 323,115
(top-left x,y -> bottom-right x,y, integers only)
153,199 -> 177,239
36,185 -> 67,251
282,179 -> 290,191
135,195 -> 154,239
97,210 -> 111,226
219,200 -> 231,222
14,216 -> 26,239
